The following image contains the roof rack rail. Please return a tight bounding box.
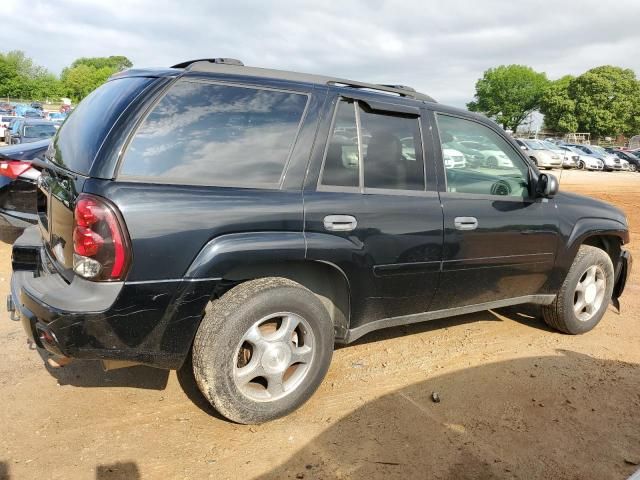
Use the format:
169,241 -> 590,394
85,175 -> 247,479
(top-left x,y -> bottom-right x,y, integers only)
328,81 -> 434,102
181,61 -> 436,103
172,58 -> 244,69
379,84 -> 416,92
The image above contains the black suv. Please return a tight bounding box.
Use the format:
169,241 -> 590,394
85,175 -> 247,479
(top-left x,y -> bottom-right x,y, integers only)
8,59 -> 632,424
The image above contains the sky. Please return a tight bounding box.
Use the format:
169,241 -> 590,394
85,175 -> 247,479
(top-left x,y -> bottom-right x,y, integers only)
3,0 -> 640,107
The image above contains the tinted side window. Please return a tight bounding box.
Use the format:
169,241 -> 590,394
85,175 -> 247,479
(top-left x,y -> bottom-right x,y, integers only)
120,80 -> 308,187
359,105 -> 424,190
436,114 -> 530,197
320,99 -> 425,191
320,100 -> 360,188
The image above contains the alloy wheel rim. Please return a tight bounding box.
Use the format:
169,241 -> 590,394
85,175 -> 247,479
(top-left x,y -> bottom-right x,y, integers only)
233,312 -> 315,402
573,265 -> 606,322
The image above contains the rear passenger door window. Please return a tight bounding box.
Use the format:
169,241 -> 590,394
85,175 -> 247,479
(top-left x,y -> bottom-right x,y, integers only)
119,80 -> 308,188
320,99 -> 425,192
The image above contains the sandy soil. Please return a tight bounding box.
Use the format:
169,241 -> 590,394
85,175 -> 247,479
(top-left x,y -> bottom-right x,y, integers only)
0,169 -> 639,480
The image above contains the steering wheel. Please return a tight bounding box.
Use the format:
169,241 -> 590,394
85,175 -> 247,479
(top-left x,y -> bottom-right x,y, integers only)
490,179 -> 512,196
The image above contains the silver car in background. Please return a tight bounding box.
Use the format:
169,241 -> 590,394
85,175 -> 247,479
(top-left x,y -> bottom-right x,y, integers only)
560,146 -> 604,170
515,139 -> 563,169
541,140 -> 579,168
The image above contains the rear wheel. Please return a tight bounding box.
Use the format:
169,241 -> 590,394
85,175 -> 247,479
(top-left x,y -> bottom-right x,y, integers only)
542,245 -> 614,334
192,277 -> 334,424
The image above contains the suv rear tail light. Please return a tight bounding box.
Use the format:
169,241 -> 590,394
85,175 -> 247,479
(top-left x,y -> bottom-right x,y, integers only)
72,194 -> 131,281
0,160 -> 32,179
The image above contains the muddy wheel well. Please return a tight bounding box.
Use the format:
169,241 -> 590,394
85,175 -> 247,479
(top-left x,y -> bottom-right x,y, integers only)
213,261 -> 351,340
582,235 -> 622,268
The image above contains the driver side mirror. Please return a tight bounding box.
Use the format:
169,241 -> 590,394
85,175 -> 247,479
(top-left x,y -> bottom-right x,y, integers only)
520,145 -> 527,151
536,173 -> 559,198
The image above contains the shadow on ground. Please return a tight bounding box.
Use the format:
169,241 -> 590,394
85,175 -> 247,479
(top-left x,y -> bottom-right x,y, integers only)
0,225 -> 23,245
259,350 -> 640,480
95,462 -> 140,480
38,304 -> 556,412
40,350 -> 169,390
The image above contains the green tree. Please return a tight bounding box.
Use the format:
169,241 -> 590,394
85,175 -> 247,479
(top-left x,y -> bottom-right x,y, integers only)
61,56 -> 132,101
569,66 -> 639,137
467,65 -> 549,131
70,55 -> 132,72
61,65 -> 105,100
540,75 -> 578,133
0,50 -> 60,99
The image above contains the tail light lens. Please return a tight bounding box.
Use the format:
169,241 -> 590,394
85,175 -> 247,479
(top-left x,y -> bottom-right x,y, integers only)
0,160 -> 32,179
72,194 -> 131,281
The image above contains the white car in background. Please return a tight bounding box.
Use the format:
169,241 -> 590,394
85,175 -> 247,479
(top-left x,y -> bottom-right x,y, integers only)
443,148 -> 466,169
516,139 -> 563,169
459,141 -> 514,168
560,146 -> 603,170
1,115 -> 18,141
542,140 -> 578,168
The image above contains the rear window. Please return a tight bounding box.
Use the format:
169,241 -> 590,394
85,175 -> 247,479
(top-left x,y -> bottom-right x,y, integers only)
24,124 -> 57,138
119,80 -> 308,187
53,77 -> 153,174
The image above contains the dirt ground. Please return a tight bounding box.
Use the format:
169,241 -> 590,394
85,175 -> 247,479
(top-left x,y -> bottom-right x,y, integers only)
1,169 -> 639,480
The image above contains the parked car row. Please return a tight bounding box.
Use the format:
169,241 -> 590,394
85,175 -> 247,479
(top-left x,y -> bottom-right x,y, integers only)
515,138 -> 640,173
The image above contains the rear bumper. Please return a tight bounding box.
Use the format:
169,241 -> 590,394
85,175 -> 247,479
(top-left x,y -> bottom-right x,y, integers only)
8,227 -> 215,369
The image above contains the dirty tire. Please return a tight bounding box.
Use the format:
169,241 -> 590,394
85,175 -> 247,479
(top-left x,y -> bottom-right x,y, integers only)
543,245 -> 614,334
192,277 -> 334,424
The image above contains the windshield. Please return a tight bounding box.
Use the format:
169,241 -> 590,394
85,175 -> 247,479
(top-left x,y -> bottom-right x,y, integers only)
542,141 -> 562,151
524,140 -> 546,150
566,146 -> 583,155
590,145 -> 607,154
24,124 -> 57,137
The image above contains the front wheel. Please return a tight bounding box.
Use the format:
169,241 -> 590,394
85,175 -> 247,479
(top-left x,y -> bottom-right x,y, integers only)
542,245 -> 614,334
577,160 -> 585,170
630,163 -> 638,172
192,277 -> 334,424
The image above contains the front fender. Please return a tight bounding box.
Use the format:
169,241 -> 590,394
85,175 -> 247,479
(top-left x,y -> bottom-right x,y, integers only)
546,217 -> 629,294
565,217 -> 628,264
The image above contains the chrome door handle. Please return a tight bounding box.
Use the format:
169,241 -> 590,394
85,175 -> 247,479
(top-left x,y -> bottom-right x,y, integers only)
454,216 -> 478,231
323,215 -> 358,232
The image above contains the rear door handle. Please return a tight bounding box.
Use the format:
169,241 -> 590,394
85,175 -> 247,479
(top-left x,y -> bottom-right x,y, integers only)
454,216 -> 478,231
323,215 -> 358,232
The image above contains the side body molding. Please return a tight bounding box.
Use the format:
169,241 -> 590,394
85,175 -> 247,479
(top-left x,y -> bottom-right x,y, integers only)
184,232 -> 306,279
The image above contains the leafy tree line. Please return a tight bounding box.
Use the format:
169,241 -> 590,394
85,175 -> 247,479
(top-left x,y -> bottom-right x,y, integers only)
0,51 -> 132,102
468,64 -> 640,138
